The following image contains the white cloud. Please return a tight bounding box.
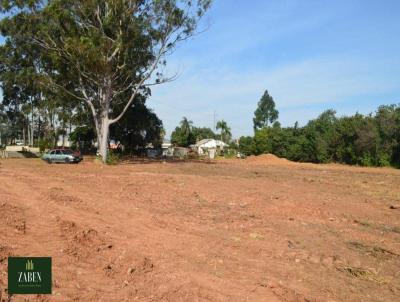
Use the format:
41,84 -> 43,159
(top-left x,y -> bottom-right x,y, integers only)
149,54 -> 400,137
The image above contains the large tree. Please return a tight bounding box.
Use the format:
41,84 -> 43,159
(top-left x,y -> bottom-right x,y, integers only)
253,90 -> 279,131
1,0 -> 211,162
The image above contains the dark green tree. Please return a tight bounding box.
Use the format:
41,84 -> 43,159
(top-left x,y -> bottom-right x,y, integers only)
110,102 -> 163,152
253,90 -> 279,131
171,117 -> 194,147
238,136 -> 254,156
192,127 -> 215,141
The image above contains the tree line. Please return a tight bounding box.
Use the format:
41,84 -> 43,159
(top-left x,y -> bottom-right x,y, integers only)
240,90 -> 400,168
170,117 -> 231,147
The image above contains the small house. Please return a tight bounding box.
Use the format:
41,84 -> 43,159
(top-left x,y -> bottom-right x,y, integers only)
194,139 -> 228,158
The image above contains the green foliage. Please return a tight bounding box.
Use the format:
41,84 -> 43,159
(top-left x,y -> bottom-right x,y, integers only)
69,126 -> 96,151
110,101 -> 163,151
171,118 -> 221,147
253,90 -> 279,131
1,0 -> 212,162
38,138 -> 52,153
243,104 -> 400,168
238,136 -> 254,156
192,127 -> 215,141
106,149 -> 121,165
171,117 -> 195,147
216,120 -> 231,143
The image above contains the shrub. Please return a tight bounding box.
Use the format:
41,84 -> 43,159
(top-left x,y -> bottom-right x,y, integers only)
106,150 -> 121,165
38,139 -> 52,153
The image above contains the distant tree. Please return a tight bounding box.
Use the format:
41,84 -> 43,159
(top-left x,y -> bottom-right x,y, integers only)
253,90 -> 279,131
171,117 -> 195,147
110,101 -> 163,152
238,136 -> 254,156
0,106 -> 11,145
216,120 -> 231,143
69,126 -> 96,152
354,117 -> 380,166
304,109 -> 337,163
180,117 -> 193,139
192,127 -> 215,141
252,128 -> 269,155
375,105 -> 400,166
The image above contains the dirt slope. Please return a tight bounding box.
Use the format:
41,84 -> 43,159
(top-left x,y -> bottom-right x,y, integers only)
0,158 -> 399,301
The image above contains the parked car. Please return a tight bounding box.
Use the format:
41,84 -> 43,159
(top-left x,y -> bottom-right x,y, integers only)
15,139 -> 24,146
42,149 -> 82,164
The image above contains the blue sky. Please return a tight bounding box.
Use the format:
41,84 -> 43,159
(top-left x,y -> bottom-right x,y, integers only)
1,1 -> 400,138
148,0 -> 400,137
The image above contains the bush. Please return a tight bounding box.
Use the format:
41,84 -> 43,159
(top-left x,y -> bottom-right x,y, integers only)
106,150 -> 121,165
38,139 -> 52,153
377,152 -> 391,167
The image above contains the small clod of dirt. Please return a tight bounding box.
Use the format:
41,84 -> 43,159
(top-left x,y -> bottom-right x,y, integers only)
127,257 -> 154,275
139,257 -> 154,273
249,233 -> 264,240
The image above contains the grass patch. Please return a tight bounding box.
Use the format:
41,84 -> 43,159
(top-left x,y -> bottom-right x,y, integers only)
354,219 -> 400,234
347,241 -> 399,260
337,266 -> 387,284
381,225 -> 400,234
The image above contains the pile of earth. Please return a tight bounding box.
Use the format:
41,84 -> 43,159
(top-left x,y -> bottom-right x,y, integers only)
245,153 -> 293,165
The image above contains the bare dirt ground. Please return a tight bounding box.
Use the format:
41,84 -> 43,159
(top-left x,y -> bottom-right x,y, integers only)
0,155 -> 399,302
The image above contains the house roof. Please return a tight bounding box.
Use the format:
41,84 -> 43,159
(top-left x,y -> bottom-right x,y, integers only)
195,139 -> 214,146
195,139 -> 228,148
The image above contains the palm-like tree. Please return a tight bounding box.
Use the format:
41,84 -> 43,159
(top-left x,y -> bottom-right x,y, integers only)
216,120 -> 231,143
180,117 -> 193,138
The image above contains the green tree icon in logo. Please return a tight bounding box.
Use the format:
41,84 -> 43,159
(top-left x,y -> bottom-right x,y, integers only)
26,260 -> 34,271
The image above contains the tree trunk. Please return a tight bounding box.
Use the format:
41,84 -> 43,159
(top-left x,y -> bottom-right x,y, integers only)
94,80 -> 113,163
31,101 -> 34,147
69,117 -> 72,145
97,116 -> 110,163
27,124 -> 30,146
62,121 -> 65,148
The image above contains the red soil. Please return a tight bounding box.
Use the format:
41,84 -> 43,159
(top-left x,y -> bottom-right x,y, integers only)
0,158 -> 399,301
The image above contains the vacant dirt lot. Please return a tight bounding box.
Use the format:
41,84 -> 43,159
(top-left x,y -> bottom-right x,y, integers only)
0,156 -> 399,301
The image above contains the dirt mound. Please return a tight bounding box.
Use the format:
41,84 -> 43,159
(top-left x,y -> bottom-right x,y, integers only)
246,153 -> 293,165
0,244 -> 12,263
56,217 -> 112,259
0,202 -> 26,234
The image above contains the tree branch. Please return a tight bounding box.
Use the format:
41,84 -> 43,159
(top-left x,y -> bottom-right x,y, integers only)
108,41 -> 168,125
